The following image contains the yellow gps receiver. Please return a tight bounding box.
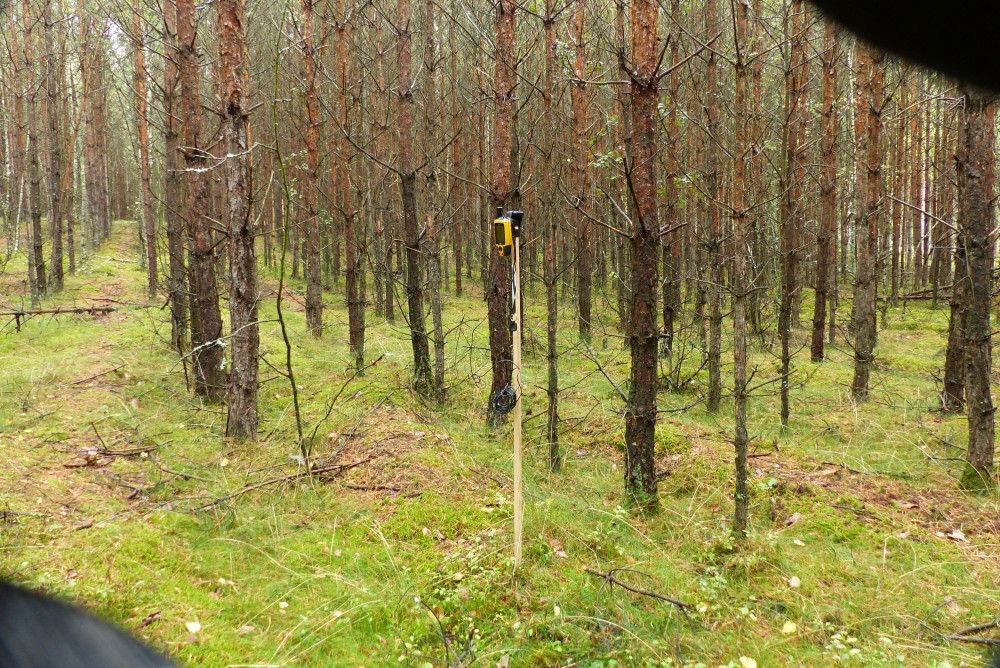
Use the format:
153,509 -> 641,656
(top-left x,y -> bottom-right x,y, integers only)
494,207 -> 513,257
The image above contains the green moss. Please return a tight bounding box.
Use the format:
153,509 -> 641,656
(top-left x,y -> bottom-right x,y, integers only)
1,225 -> 998,666
959,463 -> 996,492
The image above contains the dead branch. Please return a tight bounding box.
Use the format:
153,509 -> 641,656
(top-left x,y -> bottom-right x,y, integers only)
583,566 -> 689,610
954,615 -> 1000,638
583,342 -> 628,403
939,634 -> 1000,647
194,457 -> 374,510
0,306 -> 116,316
64,364 -> 125,386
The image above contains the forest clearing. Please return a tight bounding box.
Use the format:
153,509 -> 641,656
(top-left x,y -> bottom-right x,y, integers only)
2,0 -> 1000,665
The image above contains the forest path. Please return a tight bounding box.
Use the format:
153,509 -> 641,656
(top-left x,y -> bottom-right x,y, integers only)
0,223 -> 170,542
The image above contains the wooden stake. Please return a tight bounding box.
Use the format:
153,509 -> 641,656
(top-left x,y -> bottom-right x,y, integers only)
512,228 -> 524,569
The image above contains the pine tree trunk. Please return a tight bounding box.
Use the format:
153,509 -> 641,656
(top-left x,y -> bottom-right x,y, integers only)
943,231 -> 968,411
219,0 -> 258,439
542,0 -> 560,470
811,19 -> 838,361
8,9 -> 26,254
177,0 -> 225,401
301,0 -> 323,336
398,0 -> 432,397
788,0 -> 809,331
486,0 -> 516,426
571,0 -> 590,341
337,0 -> 364,370
62,27 -> 76,276
423,0 -> 445,400
44,0 -> 63,292
661,0 -> 682,359
163,0 -> 186,353
850,42 -> 885,402
93,44 -> 110,240
705,0 -> 722,413
24,0 -> 46,300
732,0 -> 751,536
778,2 -> 805,426
623,0 -> 660,511
889,82 -> 905,308
132,1 -> 155,299
910,85 -> 924,292
957,89 -> 996,490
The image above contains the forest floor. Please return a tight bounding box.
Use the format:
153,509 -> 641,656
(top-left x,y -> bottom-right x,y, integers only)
2,222 -> 1000,667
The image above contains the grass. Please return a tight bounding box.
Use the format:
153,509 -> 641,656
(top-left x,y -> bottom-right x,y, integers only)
1,222 -> 999,667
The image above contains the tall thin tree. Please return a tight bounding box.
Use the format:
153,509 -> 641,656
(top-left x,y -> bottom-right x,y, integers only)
219,0 -> 258,439
850,42 -> 885,401
810,19 -> 838,361
957,87 -> 996,490
623,0 -> 661,510
570,0 -> 591,341
132,0 -> 156,298
177,0 -> 225,400
704,0 -> 722,413
398,0 -> 432,396
24,0 -> 46,300
732,0 -> 751,536
300,0 -> 323,336
44,0 -> 63,291
486,0 -> 516,426
162,0 -> 187,352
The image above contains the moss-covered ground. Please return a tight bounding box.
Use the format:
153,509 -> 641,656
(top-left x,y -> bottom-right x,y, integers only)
1,223 -> 999,667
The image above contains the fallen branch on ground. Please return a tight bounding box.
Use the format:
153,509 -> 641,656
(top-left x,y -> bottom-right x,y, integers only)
939,633 -> 1000,647
0,306 -> 117,317
583,566 -> 689,610
194,456 -> 375,510
64,364 -> 126,386
954,615 -> 1000,638
95,255 -> 138,263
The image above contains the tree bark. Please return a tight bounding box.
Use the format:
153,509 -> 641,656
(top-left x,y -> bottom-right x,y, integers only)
789,6 -> 810,328
177,0 -> 226,401
732,0 -> 751,536
24,0 -> 46,301
336,0 -> 365,371
542,0 -> 560,469
704,0 -> 722,413
957,88 -> 996,490
850,42 -> 885,402
423,0 -> 445,400
778,2 -> 806,425
398,0 -> 432,396
162,0 -> 186,353
910,86 -> 924,291
300,0 -> 323,336
219,0 -> 258,439
486,0 -> 516,426
570,0 -> 590,341
7,9 -> 26,257
661,0 -> 681,359
811,19 -> 838,362
62,24 -> 76,276
79,16 -> 97,253
943,222 -> 968,411
44,0 -> 63,292
889,81 -> 905,308
92,35 -> 110,241
623,0 -> 660,511
132,0 -> 156,299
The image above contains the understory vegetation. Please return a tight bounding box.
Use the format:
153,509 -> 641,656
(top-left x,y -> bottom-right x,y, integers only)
2,224 -> 998,667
